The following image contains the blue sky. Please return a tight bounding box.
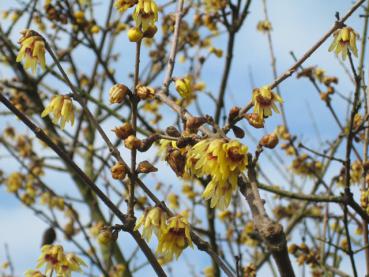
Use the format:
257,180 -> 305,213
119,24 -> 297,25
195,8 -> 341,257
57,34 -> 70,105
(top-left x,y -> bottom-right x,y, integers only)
0,0 -> 367,276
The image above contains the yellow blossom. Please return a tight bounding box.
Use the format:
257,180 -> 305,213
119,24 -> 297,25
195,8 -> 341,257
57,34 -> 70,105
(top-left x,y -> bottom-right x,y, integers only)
36,245 -> 65,275
133,0 -> 158,32
257,20 -> 272,33
328,26 -> 358,60
134,206 -> 167,241
114,0 -> 138,13
186,139 -> 248,209
41,95 -> 75,129
157,214 -> 193,260
252,85 -> 283,120
6,172 -> 24,193
175,77 -> 193,99
62,253 -> 86,276
16,29 -> 46,73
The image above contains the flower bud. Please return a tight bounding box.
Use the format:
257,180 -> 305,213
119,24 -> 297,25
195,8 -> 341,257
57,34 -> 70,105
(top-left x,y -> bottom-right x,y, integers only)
185,116 -> 207,133
143,25 -> 158,38
166,148 -> 186,177
128,27 -> 143,42
137,161 -> 158,173
64,221 -> 76,239
111,162 -> 127,180
139,134 -> 160,152
259,133 -> 279,149
228,106 -> 240,122
166,126 -> 181,137
175,77 -> 192,99
109,84 -> 129,104
112,123 -> 134,140
232,126 -> 245,138
124,135 -> 141,150
136,85 -> 155,100
97,229 -> 113,245
244,113 -> 264,129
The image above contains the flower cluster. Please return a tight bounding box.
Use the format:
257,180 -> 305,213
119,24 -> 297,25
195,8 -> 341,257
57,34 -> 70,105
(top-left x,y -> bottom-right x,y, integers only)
16,29 -> 46,73
28,244 -> 86,277
186,139 -> 248,209
41,95 -> 75,129
329,26 -> 358,60
135,208 -> 193,260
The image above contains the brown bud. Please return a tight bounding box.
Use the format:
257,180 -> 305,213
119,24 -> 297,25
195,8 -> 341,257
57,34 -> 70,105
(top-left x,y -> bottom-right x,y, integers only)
41,227 -> 56,246
185,116 -> 207,133
166,148 -> 186,177
111,162 -> 126,180
366,174 -> 369,185
232,126 -> 245,138
124,135 -> 141,150
139,134 -> 160,152
176,136 -> 196,148
229,106 -> 241,122
327,86 -> 334,94
112,123 -> 134,140
166,126 -> 181,137
109,84 -> 129,104
137,160 -> 158,173
320,92 -> 329,102
297,67 -> 314,79
259,133 -> 279,149
136,85 -> 155,100
143,25 -> 158,38
244,113 -> 264,129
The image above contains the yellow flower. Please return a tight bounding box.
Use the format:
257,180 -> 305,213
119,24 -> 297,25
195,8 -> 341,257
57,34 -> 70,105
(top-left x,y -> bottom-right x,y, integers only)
6,172 -> 24,193
36,245 -> 65,275
41,95 -> 75,129
329,26 -> 358,60
157,214 -> 193,260
134,206 -> 167,242
252,85 -> 283,120
114,0 -> 138,13
186,139 -> 248,209
25,270 -> 45,277
175,77 -> 193,99
16,29 -> 46,74
256,20 -> 272,33
133,0 -> 158,32
63,253 -> 86,274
